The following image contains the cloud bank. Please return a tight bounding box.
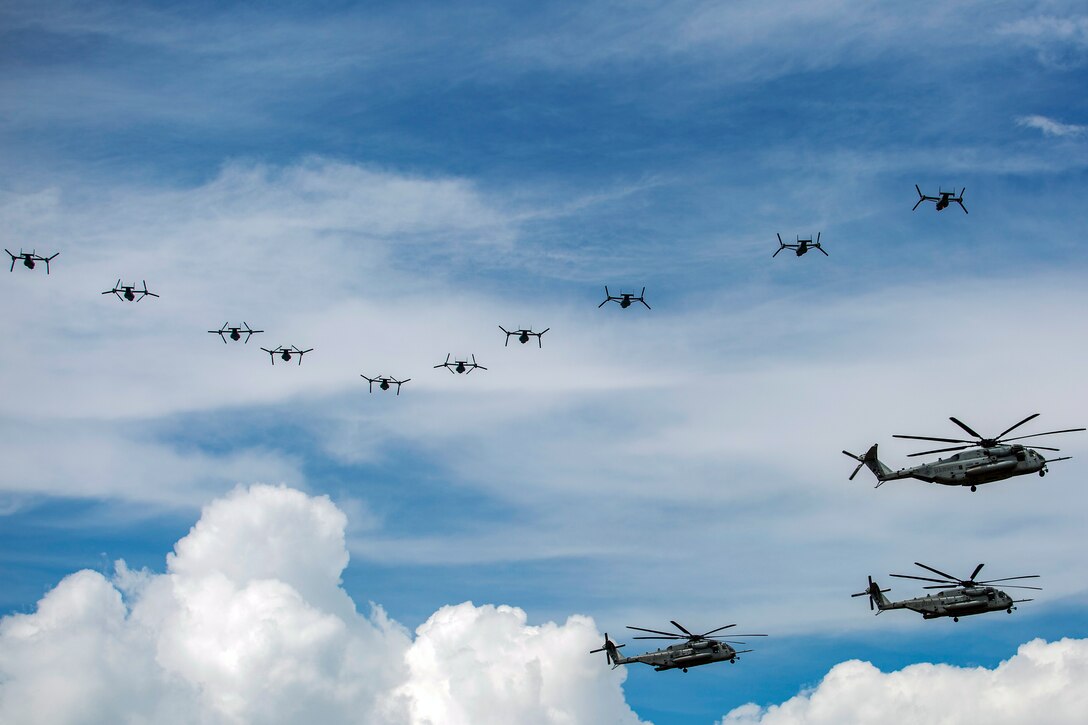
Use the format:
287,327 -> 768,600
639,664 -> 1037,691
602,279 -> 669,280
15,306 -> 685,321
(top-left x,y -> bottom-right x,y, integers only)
0,484 -> 642,725
719,637 -> 1088,725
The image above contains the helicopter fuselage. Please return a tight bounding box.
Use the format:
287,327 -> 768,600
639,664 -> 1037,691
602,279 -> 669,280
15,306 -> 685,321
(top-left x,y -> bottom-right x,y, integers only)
883,445 -> 1046,487
616,640 -> 740,672
883,586 -> 1016,620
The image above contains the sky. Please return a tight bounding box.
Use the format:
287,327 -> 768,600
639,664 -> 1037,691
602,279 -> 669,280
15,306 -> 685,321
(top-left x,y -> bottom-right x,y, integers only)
1,1 -> 1087,723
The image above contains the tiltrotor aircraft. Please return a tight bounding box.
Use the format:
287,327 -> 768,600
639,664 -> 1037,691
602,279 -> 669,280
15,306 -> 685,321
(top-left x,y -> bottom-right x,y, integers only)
260,345 -> 313,365
361,373 -> 410,394
590,621 -> 767,673
853,562 -> 1040,622
843,414 -> 1084,491
102,279 -> 159,302
7,249 -> 59,274
599,286 -> 651,309
913,185 -> 967,213
434,354 -> 486,374
773,233 -> 827,257
209,322 -> 263,344
500,325 -> 549,347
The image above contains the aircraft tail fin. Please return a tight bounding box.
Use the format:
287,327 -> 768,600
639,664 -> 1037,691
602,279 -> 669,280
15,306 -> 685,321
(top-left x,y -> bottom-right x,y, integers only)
589,635 -> 626,668
852,576 -> 892,613
842,445 -> 893,486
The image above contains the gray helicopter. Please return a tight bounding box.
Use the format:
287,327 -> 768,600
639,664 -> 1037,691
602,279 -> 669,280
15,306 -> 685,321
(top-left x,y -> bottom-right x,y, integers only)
590,621 -> 766,673
853,562 -> 1040,622
843,414 -> 1084,491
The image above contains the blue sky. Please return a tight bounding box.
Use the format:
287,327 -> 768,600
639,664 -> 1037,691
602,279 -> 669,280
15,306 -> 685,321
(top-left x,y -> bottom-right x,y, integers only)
2,2 -> 1088,723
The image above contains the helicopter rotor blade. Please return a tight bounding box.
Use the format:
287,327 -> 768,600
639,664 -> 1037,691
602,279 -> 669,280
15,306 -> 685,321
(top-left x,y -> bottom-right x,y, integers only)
893,434 -> 974,444
848,460 -> 865,480
997,585 -> 1043,591
891,574 -> 957,585
906,445 -> 974,458
994,413 -> 1040,440
1003,428 -> 1086,442
948,417 -> 984,440
670,621 -> 695,637
977,575 -> 1040,584
969,563 -> 985,581
914,562 -> 962,581
1023,445 -> 1061,451
631,636 -> 685,640
626,626 -> 682,637
696,624 -> 737,638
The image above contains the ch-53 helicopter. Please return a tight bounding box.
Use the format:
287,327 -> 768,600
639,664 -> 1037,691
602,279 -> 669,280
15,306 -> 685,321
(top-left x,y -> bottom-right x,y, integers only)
853,562 -> 1040,622
913,185 -> 968,213
599,286 -> 651,309
843,414 -> 1084,491
590,621 -> 767,673
773,233 -> 827,257
7,249 -> 59,274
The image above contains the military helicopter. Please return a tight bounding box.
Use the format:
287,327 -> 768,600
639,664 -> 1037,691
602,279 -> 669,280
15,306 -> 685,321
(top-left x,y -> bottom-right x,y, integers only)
773,233 -> 827,257
102,279 -> 159,302
853,562 -> 1040,622
500,325 -> 549,347
589,621 -> 767,673
843,414 -> 1084,491
7,249 -> 59,274
434,354 -> 486,374
361,373 -> 410,394
208,322 -> 264,344
913,185 -> 968,214
260,345 -> 313,365
599,286 -> 651,309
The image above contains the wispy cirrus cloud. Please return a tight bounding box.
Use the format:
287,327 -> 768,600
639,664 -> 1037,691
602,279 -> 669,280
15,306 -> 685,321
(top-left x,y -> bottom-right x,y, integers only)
1017,114 -> 1087,137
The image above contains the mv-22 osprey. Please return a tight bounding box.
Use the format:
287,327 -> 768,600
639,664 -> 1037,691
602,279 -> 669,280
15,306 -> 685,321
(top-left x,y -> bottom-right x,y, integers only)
590,621 -> 766,673
843,414 -> 1084,492
853,562 -> 1040,622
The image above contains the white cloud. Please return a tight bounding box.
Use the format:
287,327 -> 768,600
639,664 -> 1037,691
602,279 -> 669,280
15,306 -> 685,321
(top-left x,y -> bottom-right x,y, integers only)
996,14 -> 1088,69
0,484 -> 644,724
718,637 -> 1088,725
1016,114 -> 1087,137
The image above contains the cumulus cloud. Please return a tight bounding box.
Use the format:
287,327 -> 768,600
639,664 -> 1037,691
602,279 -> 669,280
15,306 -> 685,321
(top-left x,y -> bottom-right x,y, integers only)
0,484 -> 643,725
1016,114 -> 1087,137
719,638 -> 1088,725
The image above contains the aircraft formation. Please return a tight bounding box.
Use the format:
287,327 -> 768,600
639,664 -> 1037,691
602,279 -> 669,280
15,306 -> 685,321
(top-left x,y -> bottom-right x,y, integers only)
7,184 -> 1083,682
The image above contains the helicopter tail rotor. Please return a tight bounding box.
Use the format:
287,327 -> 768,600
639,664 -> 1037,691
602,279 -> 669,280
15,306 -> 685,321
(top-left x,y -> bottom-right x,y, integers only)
842,445 -> 891,485
589,635 -> 625,667
852,576 -> 891,613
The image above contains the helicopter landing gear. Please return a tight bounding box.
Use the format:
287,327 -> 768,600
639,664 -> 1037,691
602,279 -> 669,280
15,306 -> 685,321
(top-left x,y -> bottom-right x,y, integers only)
682,668 -> 688,673
730,659 -> 736,664
1007,608 -> 1013,614
1040,469 -> 1047,477
970,485 -> 976,492
953,617 -> 959,622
